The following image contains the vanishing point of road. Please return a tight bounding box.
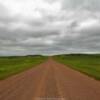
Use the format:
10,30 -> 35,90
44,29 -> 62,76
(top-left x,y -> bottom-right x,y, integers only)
0,59 -> 100,100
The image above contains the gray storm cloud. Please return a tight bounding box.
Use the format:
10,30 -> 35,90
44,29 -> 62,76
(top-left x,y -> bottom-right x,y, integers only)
0,0 -> 100,55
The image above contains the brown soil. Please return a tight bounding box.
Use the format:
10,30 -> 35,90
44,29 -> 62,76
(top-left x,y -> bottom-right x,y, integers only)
0,58 -> 100,100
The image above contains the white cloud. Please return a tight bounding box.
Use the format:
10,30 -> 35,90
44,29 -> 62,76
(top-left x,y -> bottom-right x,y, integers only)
0,0 -> 61,20
8,22 -> 33,31
78,18 -> 100,30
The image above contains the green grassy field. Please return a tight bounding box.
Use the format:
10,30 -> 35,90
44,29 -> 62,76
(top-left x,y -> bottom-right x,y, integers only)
55,54 -> 100,80
0,55 -> 47,80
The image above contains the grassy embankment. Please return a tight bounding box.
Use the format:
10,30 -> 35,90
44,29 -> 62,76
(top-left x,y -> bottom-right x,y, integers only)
55,54 -> 100,80
0,55 -> 47,80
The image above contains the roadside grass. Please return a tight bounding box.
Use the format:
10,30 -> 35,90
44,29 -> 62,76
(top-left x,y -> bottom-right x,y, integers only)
55,54 -> 100,80
0,55 -> 47,80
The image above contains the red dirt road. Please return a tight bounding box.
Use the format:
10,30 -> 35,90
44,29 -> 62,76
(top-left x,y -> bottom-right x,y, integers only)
0,59 -> 100,100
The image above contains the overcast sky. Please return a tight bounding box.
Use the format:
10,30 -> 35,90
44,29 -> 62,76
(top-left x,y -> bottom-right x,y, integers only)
0,0 -> 100,55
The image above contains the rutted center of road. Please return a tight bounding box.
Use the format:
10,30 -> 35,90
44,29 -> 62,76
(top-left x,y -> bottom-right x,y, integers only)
33,60 -> 62,98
